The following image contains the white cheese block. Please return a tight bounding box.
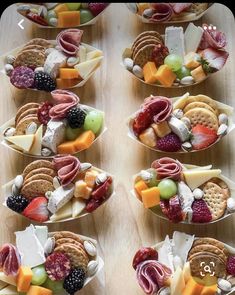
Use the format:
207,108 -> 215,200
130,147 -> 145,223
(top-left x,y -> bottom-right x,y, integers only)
0,273 -> 16,287
172,231 -> 194,264
47,184 -> 75,214
86,50 -> 103,61
35,226 -> 48,248
42,120 -> 65,154
29,124 -> 43,155
0,285 -> 18,295
184,23 -> 204,54
165,26 -> 185,58
15,225 -> 46,268
50,201 -> 72,221
44,49 -> 67,79
158,235 -> 174,272
177,181 -> 194,214
170,267 -> 185,295
75,56 -> 103,80
72,198 -> 86,218
5,134 -> 34,152
79,45 -> 87,63
183,169 -> 221,190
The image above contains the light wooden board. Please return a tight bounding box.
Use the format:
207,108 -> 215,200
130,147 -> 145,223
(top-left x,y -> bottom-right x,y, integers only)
0,3 -> 235,295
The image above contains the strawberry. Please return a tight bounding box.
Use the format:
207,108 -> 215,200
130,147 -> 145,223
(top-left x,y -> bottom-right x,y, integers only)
23,197 -> 49,222
201,48 -> 229,73
133,109 -> 153,136
191,124 -> 218,150
88,3 -> 108,16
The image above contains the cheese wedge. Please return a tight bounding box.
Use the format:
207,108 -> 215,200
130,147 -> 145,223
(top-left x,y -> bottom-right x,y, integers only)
0,285 -> 18,294
5,134 -> 34,152
0,272 -> 17,286
75,56 -> 103,79
170,267 -> 185,295
79,45 -> 87,63
183,169 -> 221,190
50,201 -> 72,221
86,50 -> 103,61
72,198 -> 86,218
184,23 -> 204,54
29,125 -> 43,155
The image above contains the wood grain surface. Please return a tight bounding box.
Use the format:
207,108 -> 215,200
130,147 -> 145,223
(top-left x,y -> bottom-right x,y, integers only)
0,3 -> 235,295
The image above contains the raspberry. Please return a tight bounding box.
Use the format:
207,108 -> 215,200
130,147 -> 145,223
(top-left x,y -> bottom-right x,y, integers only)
88,3 -> 107,16
157,133 -> 181,152
227,256 -> 235,276
45,252 -> 71,281
192,199 -> 212,223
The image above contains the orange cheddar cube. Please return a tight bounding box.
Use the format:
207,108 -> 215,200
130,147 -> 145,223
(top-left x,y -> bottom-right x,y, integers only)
27,285 -> 53,295
201,284 -> 217,295
141,187 -> 160,208
54,3 -> 69,15
17,266 -> 33,292
56,78 -> 81,89
184,52 -> 200,69
143,62 -> 158,84
59,68 -> 80,79
182,276 -> 204,295
74,130 -> 95,152
155,65 -> 176,87
191,65 -> 206,82
151,122 -> 171,138
134,180 -> 148,199
57,140 -> 77,154
58,11 -> 80,28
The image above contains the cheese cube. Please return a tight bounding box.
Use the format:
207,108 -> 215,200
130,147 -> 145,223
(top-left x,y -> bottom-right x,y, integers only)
85,170 -> 99,188
155,65 -> 176,87
141,187 -> 160,208
139,127 -> 157,148
143,62 -> 158,84
151,122 -> 171,138
182,276 -> 204,295
191,65 -> 206,82
184,52 -> 200,69
134,180 -> 148,199
74,180 -> 92,199
59,68 -> 81,80
17,266 -> 33,292
27,285 -> 52,295
58,11 -> 80,28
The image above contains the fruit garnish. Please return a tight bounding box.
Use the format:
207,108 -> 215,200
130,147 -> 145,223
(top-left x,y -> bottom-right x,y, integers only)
151,44 -> 169,67
160,195 -> 184,223
37,101 -> 53,125
191,199 -> 212,223
67,107 -> 87,129
157,133 -> 181,152
43,278 -> 64,293
133,109 -> 153,136
132,247 -> 158,270
63,267 -> 86,294
200,48 -> 229,73
227,256 -> 235,276
191,124 -> 218,150
22,197 -> 49,222
158,179 -> 177,199
6,195 -> 29,213
164,54 -> 183,72
84,110 -> 103,134
88,3 -> 107,16
31,265 -> 48,286
34,72 -> 56,92
175,66 -> 191,79
45,252 -> 71,281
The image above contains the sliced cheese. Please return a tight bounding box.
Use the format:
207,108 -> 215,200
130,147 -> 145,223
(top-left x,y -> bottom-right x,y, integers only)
172,231 -> 194,264
170,267 -> 185,295
86,49 -> 103,61
183,169 -> 221,190
158,235 -> 174,272
72,198 -> 86,218
5,134 -> 34,152
75,56 -> 103,80
0,273 -> 16,286
184,23 -> 204,54
165,26 -> 185,58
79,45 -> 87,63
182,262 -> 191,284
0,285 -> 18,295
29,124 -> 43,155
50,201 -> 72,221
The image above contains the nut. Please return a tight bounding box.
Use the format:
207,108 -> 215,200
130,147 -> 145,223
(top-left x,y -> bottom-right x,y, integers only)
133,65 -> 143,79
80,163 -> 92,171
96,173 -> 108,185
53,176 -> 60,189
181,142 -> 192,152
143,8 -> 154,18
193,188 -> 204,200
219,113 -> 228,125
4,127 -> 16,137
14,175 -> 23,190
87,260 -> 99,277
44,237 -> 55,255
26,122 -> 37,135
41,148 -> 52,157
12,184 -> 19,196
126,3 -> 138,13
5,64 -> 14,76
180,76 -> 194,85
123,58 -> 134,71
227,197 -> 235,212
49,17 -> 58,27
158,287 -> 170,295
67,57 -> 79,67
173,109 -> 184,119
84,241 -> 97,257
5,55 -> 15,65
45,191 -> 53,199
217,124 -> 228,136
181,117 -> 191,129
218,278 -> 231,292
17,5 -> 31,15
35,67 -> 44,73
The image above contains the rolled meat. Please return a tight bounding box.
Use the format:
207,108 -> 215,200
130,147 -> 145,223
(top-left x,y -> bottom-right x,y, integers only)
151,157 -> 183,181
199,23 -> 227,50
0,243 -> 21,276
149,3 -> 173,22
56,29 -> 83,56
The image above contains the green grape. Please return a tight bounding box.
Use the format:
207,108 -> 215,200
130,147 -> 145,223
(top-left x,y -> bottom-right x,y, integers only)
80,9 -> 94,24
84,111 -> 103,135
164,54 -> 183,72
31,265 -> 47,285
65,126 -> 83,141
146,168 -> 159,187
175,66 -> 191,79
66,3 -> 81,10
158,179 -> 177,199
43,278 -> 64,292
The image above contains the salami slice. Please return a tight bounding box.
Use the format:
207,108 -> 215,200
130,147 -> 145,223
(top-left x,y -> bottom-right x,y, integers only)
10,66 -> 35,89
151,157 -> 182,181
149,3 -> 173,22
199,24 -> 227,50
56,29 -> 83,56
0,243 -> 21,276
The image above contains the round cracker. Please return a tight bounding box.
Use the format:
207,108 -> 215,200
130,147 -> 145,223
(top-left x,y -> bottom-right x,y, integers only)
24,38 -> 52,48
186,95 -> 218,111
209,177 -> 230,199
15,116 -> 40,135
14,49 -> 45,69
188,244 -> 227,263
23,160 -> 54,177
132,31 -> 163,50
183,102 -> 217,115
20,44 -> 46,53
16,108 -> 38,126
184,107 -> 219,130
21,179 -> 54,199
53,231 -> 84,244
193,238 -> 229,256
24,168 -> 56,181
55,238 -> 84,250
133,38 -> 162,60
15,103 -> 40,124
24,173 -> 54,186
133,44 -> 156,68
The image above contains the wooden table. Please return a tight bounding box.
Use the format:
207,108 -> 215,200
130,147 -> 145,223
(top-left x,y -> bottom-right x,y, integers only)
0,3 -> 235,295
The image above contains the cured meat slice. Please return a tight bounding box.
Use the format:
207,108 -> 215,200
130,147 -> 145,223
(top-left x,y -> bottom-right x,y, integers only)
0,243 -> 21,276
199,24 -> 227,50
56,29 -> 83,56
151,157 -> 182,181
150,3 -> 173,22
10,66 -> 35,89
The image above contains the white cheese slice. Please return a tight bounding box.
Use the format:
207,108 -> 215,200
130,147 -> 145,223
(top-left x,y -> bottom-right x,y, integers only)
42,120 -> 65,154
79,45 -> 87,63
0,285 -> 18,295
184,22 -> 204,54
172,231 -> 194,264
170,267 -> 185,295
47,184 -> 75,214
29,124 -> 43,156
183,169 -> 221,190
158,235 -> 174,272
15,225 -> 45,268
44,49 -> 67,79
86,49 -> 103,61
0,273 -> 16,287
75,56 -> 103,80
5,134 -> 34,152
72,198 -> 86,218
165,26 -> 185,58
50,201 -> 72,221
177,181 -> 194,214
35,226 -> 48,248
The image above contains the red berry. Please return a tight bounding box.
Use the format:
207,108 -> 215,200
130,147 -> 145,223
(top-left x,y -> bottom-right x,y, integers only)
88,3 -> 107,16
227,256 -> 235,276
151,44 -> 169,67
157,133 -> 181,152
26,12 -> 48,26
133,109 -> 153,136
37,101 -> 53,125
132,247 -> 158,270
191,124 -> 218,150
45,252 -> 71,281
22,197 -> 49,222
160,195 -> 184,223
192,199 -> 212,223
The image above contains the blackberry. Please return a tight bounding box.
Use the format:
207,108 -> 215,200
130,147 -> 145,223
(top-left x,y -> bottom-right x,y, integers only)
63,268 -> 86,295
67,107 -> 86,129
34,72 -> 56,92
6,195 -> 29,213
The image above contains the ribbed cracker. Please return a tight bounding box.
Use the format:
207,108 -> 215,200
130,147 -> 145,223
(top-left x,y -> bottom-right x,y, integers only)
201,182 -> 227,221
55,238 -> 84,250
21,179 -> 54,199
15,116 -> 40,135
132,37 -> 162,59
184,108 -> 219,130
53,231 -> 84,244
20,44 -> 46,53
192,238 -> 229,256
188,244 -> 227,263
14,49 -> 45,69
183,102 -> 217,115
54,243 -> 89,270
16,108 -> 38,126
24,168 -> 56,181
133,44 -> 156,68
23,160 -> 54,177
24,38 -> 52,48
15,103 -> 40,124
131,31 -> 163,50
24,173 -> 54,186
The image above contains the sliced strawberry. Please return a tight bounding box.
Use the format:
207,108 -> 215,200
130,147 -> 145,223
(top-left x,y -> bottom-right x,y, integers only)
26,12 -> 48,26
133,109 -> 153,136
191,124 -> 218,150
201,48 -> 229,72
22,197 -> 49,222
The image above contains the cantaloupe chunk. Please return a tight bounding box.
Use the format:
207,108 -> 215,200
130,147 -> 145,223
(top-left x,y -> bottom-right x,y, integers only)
74,180 -> 92,199
58,11 -> 80,28
54,3 -> 69,14
155,65 -> 176,87
27,285 -> 52,295
134,180 -> 148,199
59,68 -> 80,79
151,122 -> 171,138
17,266 -> 33,293
143,62 -> 158,84
182,276 -> 204,295
57,140 -> 77,154
201,284 -> 217,295
141,187 -> 160,208
56,78 -> 81,89
191,65 -> 206,82
85,170 -> 99,188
